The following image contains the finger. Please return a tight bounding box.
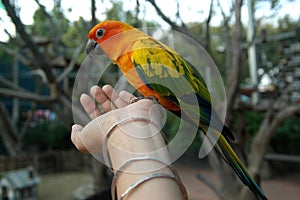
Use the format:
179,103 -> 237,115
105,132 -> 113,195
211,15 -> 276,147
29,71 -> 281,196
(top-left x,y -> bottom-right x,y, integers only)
80,93 -> 102,119
119,90 -> 136,104
71,124 -> 88,153
102,85 -> 128,108
90,85 -> 116,112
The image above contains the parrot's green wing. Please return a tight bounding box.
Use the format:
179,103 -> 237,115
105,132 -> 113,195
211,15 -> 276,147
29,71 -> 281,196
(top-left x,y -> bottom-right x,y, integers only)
132,37 -> 210,101
131,37 -> 231,139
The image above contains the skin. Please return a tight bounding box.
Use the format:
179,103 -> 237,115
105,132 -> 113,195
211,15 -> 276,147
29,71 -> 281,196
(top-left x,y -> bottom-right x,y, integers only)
71,85 -> 186,200
71,85 -> 135,152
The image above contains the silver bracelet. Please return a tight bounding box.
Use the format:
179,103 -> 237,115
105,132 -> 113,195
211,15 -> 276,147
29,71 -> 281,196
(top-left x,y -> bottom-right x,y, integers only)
111,157 -> 188,200
102,117 -> 187,199
102,116 -> 167,170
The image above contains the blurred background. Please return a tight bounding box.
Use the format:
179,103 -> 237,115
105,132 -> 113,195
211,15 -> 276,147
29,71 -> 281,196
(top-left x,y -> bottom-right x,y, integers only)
0,0 -> 299,199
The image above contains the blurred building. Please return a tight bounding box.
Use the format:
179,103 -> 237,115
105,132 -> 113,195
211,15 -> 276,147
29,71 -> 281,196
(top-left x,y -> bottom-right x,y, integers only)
0,166 -> 40,200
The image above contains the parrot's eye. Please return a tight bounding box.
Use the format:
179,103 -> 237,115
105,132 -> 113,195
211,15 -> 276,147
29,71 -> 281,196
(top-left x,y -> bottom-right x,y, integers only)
95,28 -> 105,39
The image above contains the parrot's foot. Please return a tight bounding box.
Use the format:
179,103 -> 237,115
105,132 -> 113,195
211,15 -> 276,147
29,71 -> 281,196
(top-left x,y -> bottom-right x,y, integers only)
130,96 -> 159,104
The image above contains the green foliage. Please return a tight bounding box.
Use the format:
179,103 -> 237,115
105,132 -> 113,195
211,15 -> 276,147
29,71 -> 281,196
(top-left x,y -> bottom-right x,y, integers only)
241,111 -> 265,136
30,4 -> 69,38
24,121 -> 71,151
277,15 -> 299,32
207,25 -> 229,77
233,110 -> 300,155
61,17 -> 88,63
30,9 -> 49,36
271,117 -> 300,154
61,17 -> 87,48
106,1 -> 124,21
0,47 -> 13,65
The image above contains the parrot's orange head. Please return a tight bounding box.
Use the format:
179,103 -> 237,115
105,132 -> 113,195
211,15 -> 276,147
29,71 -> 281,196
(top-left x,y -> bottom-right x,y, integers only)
86,20 -> 134,57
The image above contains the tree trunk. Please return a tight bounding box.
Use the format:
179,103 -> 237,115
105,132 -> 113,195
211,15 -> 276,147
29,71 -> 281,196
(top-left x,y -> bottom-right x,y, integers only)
240,104 -> 300,199
0,103 -> 19,156
226,0 -> 243,125
207,1 -> 245,199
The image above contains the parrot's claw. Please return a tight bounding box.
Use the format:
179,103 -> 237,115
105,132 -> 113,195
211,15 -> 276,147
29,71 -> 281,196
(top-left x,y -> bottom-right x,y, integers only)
130,96 -> 159,104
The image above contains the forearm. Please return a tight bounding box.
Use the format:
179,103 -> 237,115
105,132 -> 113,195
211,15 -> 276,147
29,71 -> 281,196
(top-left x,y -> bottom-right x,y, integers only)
107,117 -> 186,199
72,100 -> 187,199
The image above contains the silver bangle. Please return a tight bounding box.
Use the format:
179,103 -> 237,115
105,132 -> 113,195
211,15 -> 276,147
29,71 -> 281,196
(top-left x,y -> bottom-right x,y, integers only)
102,117 -> 167,170
111,157 -> 188,200
102,117 -> 187,199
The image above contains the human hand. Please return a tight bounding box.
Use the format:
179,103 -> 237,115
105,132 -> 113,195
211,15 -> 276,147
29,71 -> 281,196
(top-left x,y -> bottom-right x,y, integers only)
70,85 -> 186,200
71,84 -> 164,156
71,84 -> 135,152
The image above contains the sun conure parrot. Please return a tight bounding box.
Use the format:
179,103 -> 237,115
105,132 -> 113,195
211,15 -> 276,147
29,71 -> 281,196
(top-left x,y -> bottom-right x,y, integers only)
86,20 -> 268,200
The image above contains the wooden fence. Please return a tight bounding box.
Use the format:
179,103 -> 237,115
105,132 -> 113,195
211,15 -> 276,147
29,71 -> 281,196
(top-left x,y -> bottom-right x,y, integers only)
0,150 -> 91,173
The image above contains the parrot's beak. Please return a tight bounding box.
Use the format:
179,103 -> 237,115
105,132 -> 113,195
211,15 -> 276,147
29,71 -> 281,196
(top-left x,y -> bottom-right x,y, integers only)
85,39 -> 104,55
86,39 -> 97,54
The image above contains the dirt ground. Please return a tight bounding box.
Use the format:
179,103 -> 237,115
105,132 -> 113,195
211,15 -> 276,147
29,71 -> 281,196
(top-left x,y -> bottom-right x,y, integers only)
38,172 -> 94,200
38,160 -> 300,200
175,160 -> 300,200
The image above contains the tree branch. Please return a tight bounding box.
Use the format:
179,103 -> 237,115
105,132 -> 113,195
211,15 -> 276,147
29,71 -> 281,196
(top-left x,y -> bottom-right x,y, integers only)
0,16 -> 14,40
240,102 -> 300,199
0,88 -> 55,102
217,0 -> 233,74
1,0 -> 55,83
0,74 -> 31,92
0,42 -> 31,66
91,0 -> 97,26
34,0 -> 60,54
237,99 -> 270,112
204,0 -> 214,50
174,0 -> 185,27
146,0 -> 188,34
146,0 -> 204,47
55,43 -> 84,83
